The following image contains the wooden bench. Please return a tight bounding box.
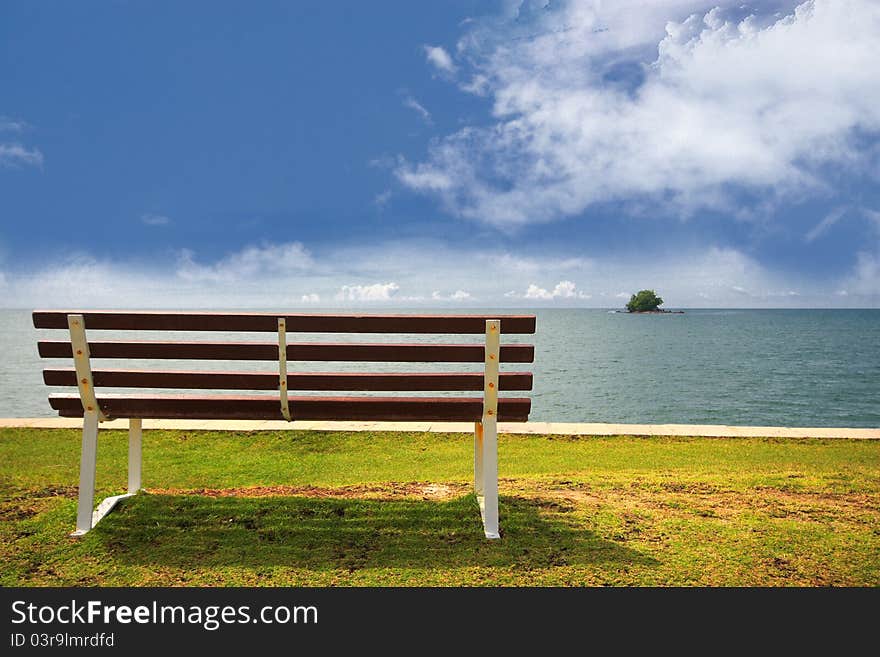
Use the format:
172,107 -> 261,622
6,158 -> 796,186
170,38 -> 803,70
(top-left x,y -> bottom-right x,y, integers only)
33,310 -> 537,539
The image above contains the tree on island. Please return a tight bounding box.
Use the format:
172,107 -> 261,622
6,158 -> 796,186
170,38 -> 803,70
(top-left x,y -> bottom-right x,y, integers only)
626,289 -> 664,312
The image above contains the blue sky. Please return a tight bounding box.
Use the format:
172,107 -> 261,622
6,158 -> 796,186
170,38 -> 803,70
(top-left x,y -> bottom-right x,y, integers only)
1,0 -> 878,308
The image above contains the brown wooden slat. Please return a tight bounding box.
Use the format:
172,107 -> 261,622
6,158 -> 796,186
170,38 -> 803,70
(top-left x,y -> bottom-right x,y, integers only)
33,311 -> 536,334
38,341 -> 535,363
48,394 -> 531,422
43,368 -> 534,391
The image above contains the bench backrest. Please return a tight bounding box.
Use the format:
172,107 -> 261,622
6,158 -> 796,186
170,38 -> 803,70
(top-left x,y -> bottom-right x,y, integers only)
34,311 -> 536,422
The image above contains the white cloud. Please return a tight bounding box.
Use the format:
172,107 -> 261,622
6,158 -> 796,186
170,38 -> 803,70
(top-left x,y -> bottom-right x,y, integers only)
399,0 -> 880,227
0,143 -> 43,168
523,284 -> 553,300
6,255 -> 159,308
424,45 -> 457,74
396,166 -> 453,191
336,282 -> 400,302
550,280 -> 589,299
1,239 -> 876,308
141,213 -> 171,226
522,280 -> 591,300
403,96 -> 432,125
176,242 -> 314,283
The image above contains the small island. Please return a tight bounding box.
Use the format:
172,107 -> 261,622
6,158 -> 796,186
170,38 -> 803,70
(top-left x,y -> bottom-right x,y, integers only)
617,289 -> 684,314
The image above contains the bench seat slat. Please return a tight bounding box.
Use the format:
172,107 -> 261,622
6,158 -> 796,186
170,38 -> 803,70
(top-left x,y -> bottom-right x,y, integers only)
43,368 -> 534,391
48,393 -> 531,422
38,341 -> 535,363
33,311 -> 536,334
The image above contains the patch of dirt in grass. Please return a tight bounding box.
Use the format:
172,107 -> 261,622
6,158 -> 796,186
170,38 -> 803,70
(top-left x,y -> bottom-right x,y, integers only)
2,485 -> 78,503
11,476 -> 873,527
654,481 -> 728,495
146,481 -> 471,501
531,498 -> 577,513
752,487 -> 879,509
742,490 -> 879,523
0,503 -> 41,522
616,483 -> 880,521
0,485 -> 78,523
545,489 -> 605,505
521,479 -> 880,524
757,555 -> 841,586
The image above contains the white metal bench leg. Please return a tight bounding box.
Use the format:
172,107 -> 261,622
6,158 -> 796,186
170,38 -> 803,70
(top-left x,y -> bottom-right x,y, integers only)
72,411 -> 99,536
477,416 -> 500,539
128,418 -> 142,494
71,416 -> 142,537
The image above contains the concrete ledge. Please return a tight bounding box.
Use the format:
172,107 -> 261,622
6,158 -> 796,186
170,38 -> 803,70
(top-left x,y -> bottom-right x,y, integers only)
0,418 -> 877,439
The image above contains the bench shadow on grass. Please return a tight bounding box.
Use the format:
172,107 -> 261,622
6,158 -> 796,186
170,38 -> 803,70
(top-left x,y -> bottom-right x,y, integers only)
94,493 -> 657,570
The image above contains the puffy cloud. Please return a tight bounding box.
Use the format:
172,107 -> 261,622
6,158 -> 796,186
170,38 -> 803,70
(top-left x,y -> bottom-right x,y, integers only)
549,281 -> 588,299
523,285 -> 553,300
521,280 -> 591,300
301,293 -> 321,303
396,166 -> 453,191
398,0 -> 880,226
336,282 -> 400,302
424,45 -> 456,74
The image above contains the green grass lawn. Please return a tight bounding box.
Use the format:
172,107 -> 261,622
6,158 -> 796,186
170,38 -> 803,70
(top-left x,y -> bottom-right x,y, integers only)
1,427 -> 878,586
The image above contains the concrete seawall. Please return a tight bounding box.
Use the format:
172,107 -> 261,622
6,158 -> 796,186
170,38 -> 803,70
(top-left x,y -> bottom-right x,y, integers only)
1,418 -> 877,439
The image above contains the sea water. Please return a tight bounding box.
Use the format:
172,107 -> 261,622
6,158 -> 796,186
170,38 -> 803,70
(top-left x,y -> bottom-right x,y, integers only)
2,308 -> 878,427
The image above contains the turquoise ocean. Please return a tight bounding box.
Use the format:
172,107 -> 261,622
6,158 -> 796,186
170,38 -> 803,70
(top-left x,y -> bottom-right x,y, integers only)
2,308 -> 878,427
